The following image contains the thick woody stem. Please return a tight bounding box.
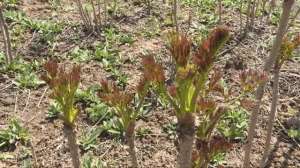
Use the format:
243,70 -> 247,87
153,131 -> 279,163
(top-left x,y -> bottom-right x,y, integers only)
126,121 -> 138,168
177,113 -> 195,168
63,124 -> 81,168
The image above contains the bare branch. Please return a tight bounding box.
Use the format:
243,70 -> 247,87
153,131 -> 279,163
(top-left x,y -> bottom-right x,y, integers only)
243,0 -> 295,167
0,5 -> 13,64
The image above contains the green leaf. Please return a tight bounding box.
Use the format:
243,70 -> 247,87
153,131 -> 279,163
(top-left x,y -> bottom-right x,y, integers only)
288,129 -> 300,139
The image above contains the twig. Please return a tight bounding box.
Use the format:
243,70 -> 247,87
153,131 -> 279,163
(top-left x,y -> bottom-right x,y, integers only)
14,91 -> 19,113
172,0 -> 179,32
29,140 -> 38,168
21,90 -> 31,114
0,81 -> 13,91
0,5 -> 13,64
243,0 -> 295,167
260,64 -> 280,167
37,88 -> 48,107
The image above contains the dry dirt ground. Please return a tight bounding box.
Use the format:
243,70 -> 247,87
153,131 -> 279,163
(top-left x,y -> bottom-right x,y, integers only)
0,0 -> 300,168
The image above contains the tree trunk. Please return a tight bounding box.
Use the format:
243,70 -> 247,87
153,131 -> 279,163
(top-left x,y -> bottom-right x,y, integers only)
126,121 -> 138,168
177,113 -> 195,168
64,124 -> 80,168
243,0 -> 295,167
260,63 -> 280,168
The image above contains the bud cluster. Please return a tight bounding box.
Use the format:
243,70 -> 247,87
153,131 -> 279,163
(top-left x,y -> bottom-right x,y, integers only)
41,60 -> 81,126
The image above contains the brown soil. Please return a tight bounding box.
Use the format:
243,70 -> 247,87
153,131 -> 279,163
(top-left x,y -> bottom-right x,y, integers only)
0,0 -> 299,168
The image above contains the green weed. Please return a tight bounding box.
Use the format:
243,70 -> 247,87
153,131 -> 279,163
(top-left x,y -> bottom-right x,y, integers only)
0,119 -> 29,149
211,152 -> 226,166
69,47 -> 93,62
0,153 -> 14,160
75,85 -> 102,105
82,153 -> 105,168
104,27 -> 135,46
4,0 -> 19,6
80,127 -> 103,151
47,101 -> 61,119
15,70 -> 43,88
136,127 -> 151,138
102,118 -> 125,137
4,10 -> 63,45
288,129 -> 300,139
0,58 -> 43,88
162,121 -> 177,139
86,103 -> 113,123
217,106 -> 248,140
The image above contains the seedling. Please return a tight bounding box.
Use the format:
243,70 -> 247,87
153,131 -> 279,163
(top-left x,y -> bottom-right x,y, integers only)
144,27 -> 267,167
217,106 -> 248,141
211,152 -> 225,166
288,129 -> 300,139
102,117 -> 125,137
41,60 -> 81,168
75,84 -> 102,105
0,57 -> 43,88
86,102 -> 112,123
136,127 -> 151,139
143,27 -> 229,168
0,57 -> 27,73
98,78 -> 149,167
94,44 -> 116,62
110,69 -> 128,88
162,121 -> 177,139
0,119 -> 29,149
69,46 -> 93,62
46,101 -> 61,119
82,153 -> 105,168
15,70 -> 43,89
4,10 -> 62,47
80,127 -> 103,151
104,28 -> 135,46
194,68 -> 267,168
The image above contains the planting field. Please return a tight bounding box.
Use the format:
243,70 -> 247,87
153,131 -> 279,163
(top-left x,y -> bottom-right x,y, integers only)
0,0 -> 299,168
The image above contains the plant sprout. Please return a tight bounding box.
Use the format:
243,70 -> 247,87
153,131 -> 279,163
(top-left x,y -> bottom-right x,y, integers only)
142,26 -> 230,168
41,60 -> 81,168
98,77 -> 149,168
